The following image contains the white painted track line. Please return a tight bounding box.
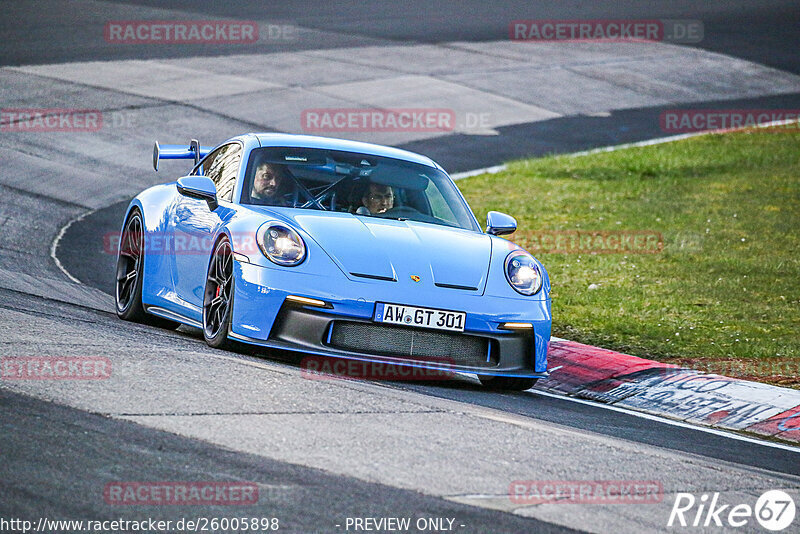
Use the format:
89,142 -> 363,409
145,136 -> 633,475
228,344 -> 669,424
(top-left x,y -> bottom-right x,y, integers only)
49,208 -> 99,285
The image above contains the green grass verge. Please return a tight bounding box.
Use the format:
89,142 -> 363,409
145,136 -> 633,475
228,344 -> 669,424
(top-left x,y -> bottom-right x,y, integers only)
458,128 -> 800,388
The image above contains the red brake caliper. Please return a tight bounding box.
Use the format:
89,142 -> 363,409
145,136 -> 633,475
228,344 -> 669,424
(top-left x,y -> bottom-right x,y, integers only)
216,285 -> 221,298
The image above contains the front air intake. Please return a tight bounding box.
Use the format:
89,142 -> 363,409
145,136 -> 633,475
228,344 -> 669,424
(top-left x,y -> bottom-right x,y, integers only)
327,321 -> 497,368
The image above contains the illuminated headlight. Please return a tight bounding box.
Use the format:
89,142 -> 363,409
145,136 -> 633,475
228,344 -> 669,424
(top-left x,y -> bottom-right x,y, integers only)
257,223 -> 306,266
504,251 -> 543,295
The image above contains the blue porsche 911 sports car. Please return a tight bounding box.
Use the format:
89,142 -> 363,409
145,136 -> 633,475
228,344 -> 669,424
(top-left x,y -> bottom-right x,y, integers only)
115,133 -> 551,390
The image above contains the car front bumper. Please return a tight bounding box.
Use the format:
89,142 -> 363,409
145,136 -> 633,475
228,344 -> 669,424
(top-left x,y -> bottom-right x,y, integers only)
229,261 -> 551,378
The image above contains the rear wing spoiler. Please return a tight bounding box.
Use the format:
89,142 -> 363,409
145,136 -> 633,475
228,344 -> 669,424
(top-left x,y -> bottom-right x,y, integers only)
152,139 -> 213,171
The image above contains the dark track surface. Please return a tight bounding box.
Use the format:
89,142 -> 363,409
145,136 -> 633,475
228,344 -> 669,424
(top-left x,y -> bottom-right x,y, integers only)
395,382 -> 800,477
2,285 -> 798,532
59,200 -> 800,478
4,1 -> 800,531
0,388 -> 574,533
2,1 -> 799,75
402,92 -> 800,172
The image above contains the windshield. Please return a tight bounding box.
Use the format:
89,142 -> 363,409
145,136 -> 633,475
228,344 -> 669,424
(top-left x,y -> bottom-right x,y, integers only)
240,147 -> 480,232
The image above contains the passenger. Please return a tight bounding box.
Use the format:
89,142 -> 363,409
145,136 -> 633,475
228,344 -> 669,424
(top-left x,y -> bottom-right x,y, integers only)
357,183 -> 394,215
251,163 -> 292,206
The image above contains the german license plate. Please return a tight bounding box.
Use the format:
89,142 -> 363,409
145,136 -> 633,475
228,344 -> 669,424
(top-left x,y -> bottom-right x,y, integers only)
374,303 -> 466,332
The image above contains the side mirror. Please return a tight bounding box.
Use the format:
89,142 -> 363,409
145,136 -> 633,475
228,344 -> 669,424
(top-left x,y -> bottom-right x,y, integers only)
486,211 -> 517,236
177,176 -> 218,211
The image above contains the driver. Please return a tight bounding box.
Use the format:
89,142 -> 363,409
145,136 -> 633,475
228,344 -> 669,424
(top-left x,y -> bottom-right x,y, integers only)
358,183 -> 394,215
251,163 -> 292,206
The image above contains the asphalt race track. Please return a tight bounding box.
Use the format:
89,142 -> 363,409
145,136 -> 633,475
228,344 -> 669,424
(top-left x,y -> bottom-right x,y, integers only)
2,2 -> 800,533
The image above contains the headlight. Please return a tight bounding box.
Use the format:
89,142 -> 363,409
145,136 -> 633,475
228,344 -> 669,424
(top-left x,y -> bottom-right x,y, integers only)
257,223 -> 306,266
504,251 -> 542,295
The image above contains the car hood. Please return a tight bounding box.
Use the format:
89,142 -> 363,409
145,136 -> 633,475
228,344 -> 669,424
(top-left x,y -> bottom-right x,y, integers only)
277,211 -> 492,291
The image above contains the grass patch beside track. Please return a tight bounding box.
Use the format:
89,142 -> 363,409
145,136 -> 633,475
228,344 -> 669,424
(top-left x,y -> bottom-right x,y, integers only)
459,128 -> 800,388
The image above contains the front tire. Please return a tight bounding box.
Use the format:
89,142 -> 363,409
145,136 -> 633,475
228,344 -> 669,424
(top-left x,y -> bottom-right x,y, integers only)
115,209 -> 180,329
478,375 -> 537,391
116,210 -> 147,321
203,236 -> 235,350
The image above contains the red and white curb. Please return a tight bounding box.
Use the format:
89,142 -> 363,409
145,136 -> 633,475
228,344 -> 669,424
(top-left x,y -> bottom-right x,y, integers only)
536,339 -> 800,444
